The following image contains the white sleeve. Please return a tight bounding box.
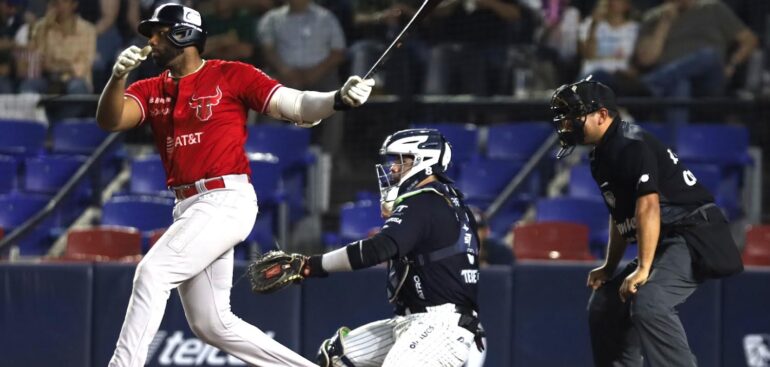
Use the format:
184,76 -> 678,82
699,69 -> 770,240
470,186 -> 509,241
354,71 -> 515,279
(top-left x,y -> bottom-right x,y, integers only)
321,245 -> 353,272
266,86 -> 336,127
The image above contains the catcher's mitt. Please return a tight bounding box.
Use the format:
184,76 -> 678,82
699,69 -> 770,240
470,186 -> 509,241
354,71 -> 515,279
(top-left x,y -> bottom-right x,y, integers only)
248,251 -> 307,294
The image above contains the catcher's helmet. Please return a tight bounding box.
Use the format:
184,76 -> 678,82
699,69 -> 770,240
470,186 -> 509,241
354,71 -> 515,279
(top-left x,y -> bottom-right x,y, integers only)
138,4 -> 206,53
550,78 -> 617,158
377,129 -> 453,212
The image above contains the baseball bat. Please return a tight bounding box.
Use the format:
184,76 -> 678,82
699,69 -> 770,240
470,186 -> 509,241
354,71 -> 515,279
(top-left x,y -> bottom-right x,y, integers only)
363,0 -> 445,79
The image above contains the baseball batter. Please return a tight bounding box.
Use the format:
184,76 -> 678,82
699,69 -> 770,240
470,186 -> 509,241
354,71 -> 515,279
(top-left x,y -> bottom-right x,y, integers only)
301,129 -> 485,367
95,4 -> 373,367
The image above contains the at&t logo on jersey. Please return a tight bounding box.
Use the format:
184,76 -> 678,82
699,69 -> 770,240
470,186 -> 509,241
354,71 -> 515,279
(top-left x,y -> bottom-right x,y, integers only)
189,86 -> 222,122
146,329 -> 276,366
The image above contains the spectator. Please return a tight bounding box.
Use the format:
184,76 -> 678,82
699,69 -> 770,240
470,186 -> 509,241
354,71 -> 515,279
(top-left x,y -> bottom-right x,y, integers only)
577,0 -> 639,79
0,0 -> 25,93
21,0 -> 95,119
423,0 -> 534,96
470,206 -> 515,266
200,0 -> 258,64
257,0 -> 347,161
80,0 -> 123,91
349,0 -> 425,95
537,0 -> 581,83
635,0 -> 758,99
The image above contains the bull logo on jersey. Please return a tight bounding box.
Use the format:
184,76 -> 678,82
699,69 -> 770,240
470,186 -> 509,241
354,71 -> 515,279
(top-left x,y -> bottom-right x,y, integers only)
189,86 -> 222,122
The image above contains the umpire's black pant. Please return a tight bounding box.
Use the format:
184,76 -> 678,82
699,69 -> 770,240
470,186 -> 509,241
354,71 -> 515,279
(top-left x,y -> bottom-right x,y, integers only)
587,236 -> 700,367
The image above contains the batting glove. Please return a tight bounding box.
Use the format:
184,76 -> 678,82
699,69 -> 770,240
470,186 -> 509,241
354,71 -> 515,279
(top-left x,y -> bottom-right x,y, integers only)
334,76 -> 375,110
113,45 -> 152,79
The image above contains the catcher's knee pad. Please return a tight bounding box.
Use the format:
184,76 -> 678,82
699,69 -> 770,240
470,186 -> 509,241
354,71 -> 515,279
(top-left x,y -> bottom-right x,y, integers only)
317,327 -> 355,367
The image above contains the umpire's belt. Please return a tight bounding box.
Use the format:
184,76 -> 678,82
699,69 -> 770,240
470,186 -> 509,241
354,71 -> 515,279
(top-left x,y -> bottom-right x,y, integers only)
171,174 -> 250,200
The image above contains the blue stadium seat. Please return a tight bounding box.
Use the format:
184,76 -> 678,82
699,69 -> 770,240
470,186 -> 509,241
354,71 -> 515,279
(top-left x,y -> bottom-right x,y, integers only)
486,122 -> 552,161
51,119 -> 111,154
101,195 -> 174,250
243,209 -> 276,257
688,163 -> 742,219
535,197 -> 609,257
339,200 -> 383,243
51,119 -> 124,183
0,119 -> 47,157
246,123 -> 311,170
0,192 -> 54,255
675,124 -> 750,166
637,122 -> 672,147
486,199 -> 528,240
410,123 -> 479,162
0,155 -> 19,193
129,156 -> 170,197
457,158 -> 528,205
24,155 -> 89,195
568,163 -> 601,200
249,158 -> 284,205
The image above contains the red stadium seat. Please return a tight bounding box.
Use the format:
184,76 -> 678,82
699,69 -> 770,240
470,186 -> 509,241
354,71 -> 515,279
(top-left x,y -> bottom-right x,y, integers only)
743,225 -> 770,266
148,228 -> 166,248
64,226 -> 142,261
512,221 -> 595,261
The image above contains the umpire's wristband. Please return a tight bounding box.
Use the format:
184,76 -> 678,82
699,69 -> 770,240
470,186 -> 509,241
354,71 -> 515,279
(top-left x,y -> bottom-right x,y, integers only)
333,90 -> 351,111
306,255 -> 329,278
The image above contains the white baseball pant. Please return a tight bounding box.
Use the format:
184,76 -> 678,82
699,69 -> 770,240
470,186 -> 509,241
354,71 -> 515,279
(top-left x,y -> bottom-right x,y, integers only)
109,174 -> 315,367
331,304 -> 475,367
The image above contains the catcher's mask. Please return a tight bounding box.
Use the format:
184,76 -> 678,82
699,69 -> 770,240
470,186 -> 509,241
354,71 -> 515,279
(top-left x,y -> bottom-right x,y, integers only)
550,78 -> 617,158
138,3 -> 207,53
376,129 -> 452,215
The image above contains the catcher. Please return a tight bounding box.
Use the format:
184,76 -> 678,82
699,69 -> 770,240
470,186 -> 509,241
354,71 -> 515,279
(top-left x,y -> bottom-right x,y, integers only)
250,128 -> 484,367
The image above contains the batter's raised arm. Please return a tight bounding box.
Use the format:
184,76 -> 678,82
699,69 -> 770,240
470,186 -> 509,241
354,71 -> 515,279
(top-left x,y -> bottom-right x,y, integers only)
266,76 -> 375,127
96,45 -> 151,132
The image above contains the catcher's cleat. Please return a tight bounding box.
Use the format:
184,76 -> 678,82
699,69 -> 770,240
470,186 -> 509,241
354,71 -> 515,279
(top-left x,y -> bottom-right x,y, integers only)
316,327 -> 353,367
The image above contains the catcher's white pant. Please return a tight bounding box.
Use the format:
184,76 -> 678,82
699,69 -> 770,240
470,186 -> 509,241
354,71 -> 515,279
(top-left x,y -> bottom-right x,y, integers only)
331,304 -> 475,367
109,174 -> 315,367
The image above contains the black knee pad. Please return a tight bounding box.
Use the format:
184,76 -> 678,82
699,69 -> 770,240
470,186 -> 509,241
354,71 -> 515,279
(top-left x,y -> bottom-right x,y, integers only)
316,327 -> 355,367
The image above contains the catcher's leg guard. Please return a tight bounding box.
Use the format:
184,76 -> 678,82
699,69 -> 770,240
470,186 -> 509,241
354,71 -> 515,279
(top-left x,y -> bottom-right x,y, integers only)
317,327 -> 355,367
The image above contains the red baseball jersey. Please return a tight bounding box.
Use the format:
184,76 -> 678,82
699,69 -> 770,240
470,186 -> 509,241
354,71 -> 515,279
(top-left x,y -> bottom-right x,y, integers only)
125,60 -> 281,187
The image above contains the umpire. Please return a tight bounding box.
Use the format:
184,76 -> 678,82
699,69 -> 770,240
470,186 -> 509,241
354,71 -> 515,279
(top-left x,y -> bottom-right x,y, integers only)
550,79 -> 743,367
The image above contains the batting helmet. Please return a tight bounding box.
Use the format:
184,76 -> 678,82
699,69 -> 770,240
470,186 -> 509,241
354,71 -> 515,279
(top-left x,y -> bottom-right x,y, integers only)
550,78 -> 617,158
138,3 -> 207,53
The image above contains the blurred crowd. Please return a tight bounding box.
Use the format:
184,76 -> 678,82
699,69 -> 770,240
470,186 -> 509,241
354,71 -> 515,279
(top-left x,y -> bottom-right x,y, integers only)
0,0 -> 767,102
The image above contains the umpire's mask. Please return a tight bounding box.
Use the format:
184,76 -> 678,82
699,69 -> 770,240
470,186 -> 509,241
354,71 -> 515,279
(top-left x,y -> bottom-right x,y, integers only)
550,78 -> 617,159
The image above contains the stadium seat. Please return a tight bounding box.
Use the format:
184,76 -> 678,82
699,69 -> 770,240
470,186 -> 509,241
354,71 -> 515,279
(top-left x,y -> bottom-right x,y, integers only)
743,225 -> 770,266
512,221 -> 594,261
637,122 -> 672,147
568,163 -> 601,200
535,197 -> 609,257
147,228 -> 166,247
688,163 -> 742,219
249,158 -> 284,205
0,192 -> 54,255
129,155 -> 170,197
0,154 -> 18,193
486,199 -> 529,240
339,200 -> 383,243
51,119 -> 111,154
244,210 -> 277,257
24,154 -> 89,195
457,158 -> 531,205
486,122 -> 552,161
0,119 -> 46,157
101,195 -> 174,234
675,124 -> 751,166
64,226 -> 142,261
246,123 -> 311,170
51,119 -> 124,183
410,123 -> 479,162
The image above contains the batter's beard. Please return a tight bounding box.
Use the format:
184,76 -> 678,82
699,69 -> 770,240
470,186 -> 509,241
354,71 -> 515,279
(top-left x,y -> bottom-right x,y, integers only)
152,47 -> 184,69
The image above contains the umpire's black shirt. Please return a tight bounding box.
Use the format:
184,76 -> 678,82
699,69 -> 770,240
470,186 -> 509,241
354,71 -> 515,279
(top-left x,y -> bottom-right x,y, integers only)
590,119 -> 714,241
